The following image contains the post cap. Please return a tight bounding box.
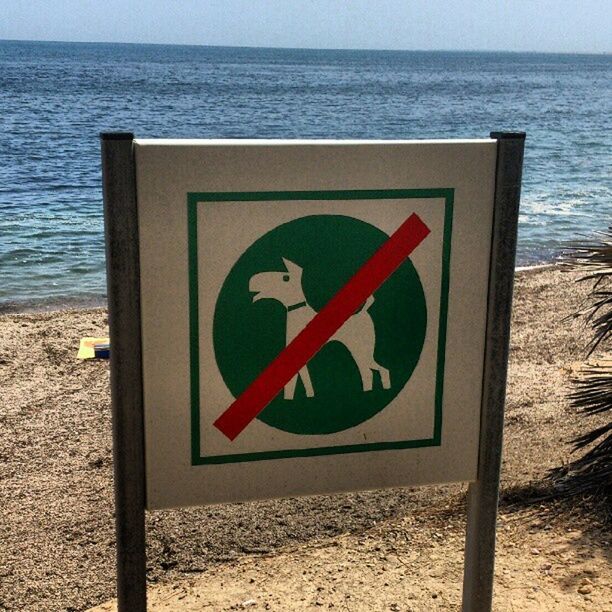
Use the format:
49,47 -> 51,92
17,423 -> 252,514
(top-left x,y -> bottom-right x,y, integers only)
490,131 -> 526,140
100,132 -> 135,141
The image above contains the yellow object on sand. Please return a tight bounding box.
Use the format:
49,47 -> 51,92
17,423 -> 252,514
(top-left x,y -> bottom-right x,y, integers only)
77,337 -> 110,359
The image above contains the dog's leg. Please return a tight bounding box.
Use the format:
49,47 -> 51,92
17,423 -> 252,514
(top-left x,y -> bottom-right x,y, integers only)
284,375 -> 298,400
356,362 -> 374,392
376,365 -> 391,390
299,365 -> 315,397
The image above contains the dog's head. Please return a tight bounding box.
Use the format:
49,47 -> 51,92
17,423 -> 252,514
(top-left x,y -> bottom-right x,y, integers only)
249,258 -> 305,308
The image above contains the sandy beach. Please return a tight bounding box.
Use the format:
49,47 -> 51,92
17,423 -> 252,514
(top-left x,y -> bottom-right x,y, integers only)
1,267 -> 610,611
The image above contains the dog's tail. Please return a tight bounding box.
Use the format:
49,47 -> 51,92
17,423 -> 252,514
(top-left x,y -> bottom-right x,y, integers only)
363,295 -> 375,311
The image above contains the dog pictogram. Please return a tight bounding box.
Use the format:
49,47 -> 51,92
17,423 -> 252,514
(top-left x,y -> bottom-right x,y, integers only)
249,257 -> 391,400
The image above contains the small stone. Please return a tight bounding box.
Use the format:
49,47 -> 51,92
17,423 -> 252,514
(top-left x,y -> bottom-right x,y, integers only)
530,548 -> 540,555
241,599 -> 257,608
578,585 -> 592,595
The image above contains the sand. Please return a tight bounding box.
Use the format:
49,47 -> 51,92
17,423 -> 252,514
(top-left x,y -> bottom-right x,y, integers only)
0,267 -> 610,611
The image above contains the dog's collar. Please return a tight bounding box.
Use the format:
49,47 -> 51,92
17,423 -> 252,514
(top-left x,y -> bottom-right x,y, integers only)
287,300 -> 308,312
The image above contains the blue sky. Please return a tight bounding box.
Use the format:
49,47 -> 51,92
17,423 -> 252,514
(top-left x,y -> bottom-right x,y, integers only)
1,0 -> 610,53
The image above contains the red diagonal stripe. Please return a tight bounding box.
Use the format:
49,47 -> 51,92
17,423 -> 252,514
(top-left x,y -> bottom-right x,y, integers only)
214,213 -> 430,441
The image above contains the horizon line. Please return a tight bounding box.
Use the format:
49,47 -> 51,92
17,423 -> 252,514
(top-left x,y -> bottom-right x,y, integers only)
1,37 -> 609,57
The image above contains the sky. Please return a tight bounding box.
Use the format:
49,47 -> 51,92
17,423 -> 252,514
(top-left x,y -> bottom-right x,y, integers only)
1,0 -> 610,54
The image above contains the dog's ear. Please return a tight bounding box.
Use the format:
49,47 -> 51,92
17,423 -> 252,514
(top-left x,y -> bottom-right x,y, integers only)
282,257 -> 303,277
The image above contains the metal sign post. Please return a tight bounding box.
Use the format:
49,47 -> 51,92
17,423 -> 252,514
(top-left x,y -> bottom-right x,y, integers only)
101,132 -> 147,612
462,132 -> 526,611
100,132 -> 524,612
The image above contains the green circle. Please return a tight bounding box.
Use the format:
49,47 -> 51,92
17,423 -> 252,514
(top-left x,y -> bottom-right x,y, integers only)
213,215 -> 427,435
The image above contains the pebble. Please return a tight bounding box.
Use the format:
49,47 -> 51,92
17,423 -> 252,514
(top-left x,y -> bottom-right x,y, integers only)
241,599 -> 257,608
578,585 -> 592,595
531,548 -> 540,555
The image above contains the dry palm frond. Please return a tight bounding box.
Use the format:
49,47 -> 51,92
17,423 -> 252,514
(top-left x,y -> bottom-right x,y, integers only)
568,361 -> 612,422
550,228 -> 611,501
559,227 -> 612,355
568,361 -> 611,456
549,362 -> 611,500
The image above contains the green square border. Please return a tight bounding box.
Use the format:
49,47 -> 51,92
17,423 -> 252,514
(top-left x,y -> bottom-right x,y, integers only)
188,189 -> 454,465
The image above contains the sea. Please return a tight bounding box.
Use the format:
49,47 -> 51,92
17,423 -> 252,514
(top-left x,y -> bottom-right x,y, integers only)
1,40 -> 610,310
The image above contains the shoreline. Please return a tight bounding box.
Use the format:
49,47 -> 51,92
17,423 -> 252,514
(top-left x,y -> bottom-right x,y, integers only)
0,293 -> 107,316
0,263 -> 560,316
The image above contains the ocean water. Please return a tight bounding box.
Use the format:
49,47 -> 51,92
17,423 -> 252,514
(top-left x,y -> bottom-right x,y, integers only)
0,40 -> 610,309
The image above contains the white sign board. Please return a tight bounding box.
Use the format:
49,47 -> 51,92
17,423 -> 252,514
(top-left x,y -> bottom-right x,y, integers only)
134,140 -> 497,509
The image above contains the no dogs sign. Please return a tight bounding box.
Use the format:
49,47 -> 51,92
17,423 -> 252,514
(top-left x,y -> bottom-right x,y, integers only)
213,212 -> 429,439
104,133 -> 524,611
135,140 -> 497,509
